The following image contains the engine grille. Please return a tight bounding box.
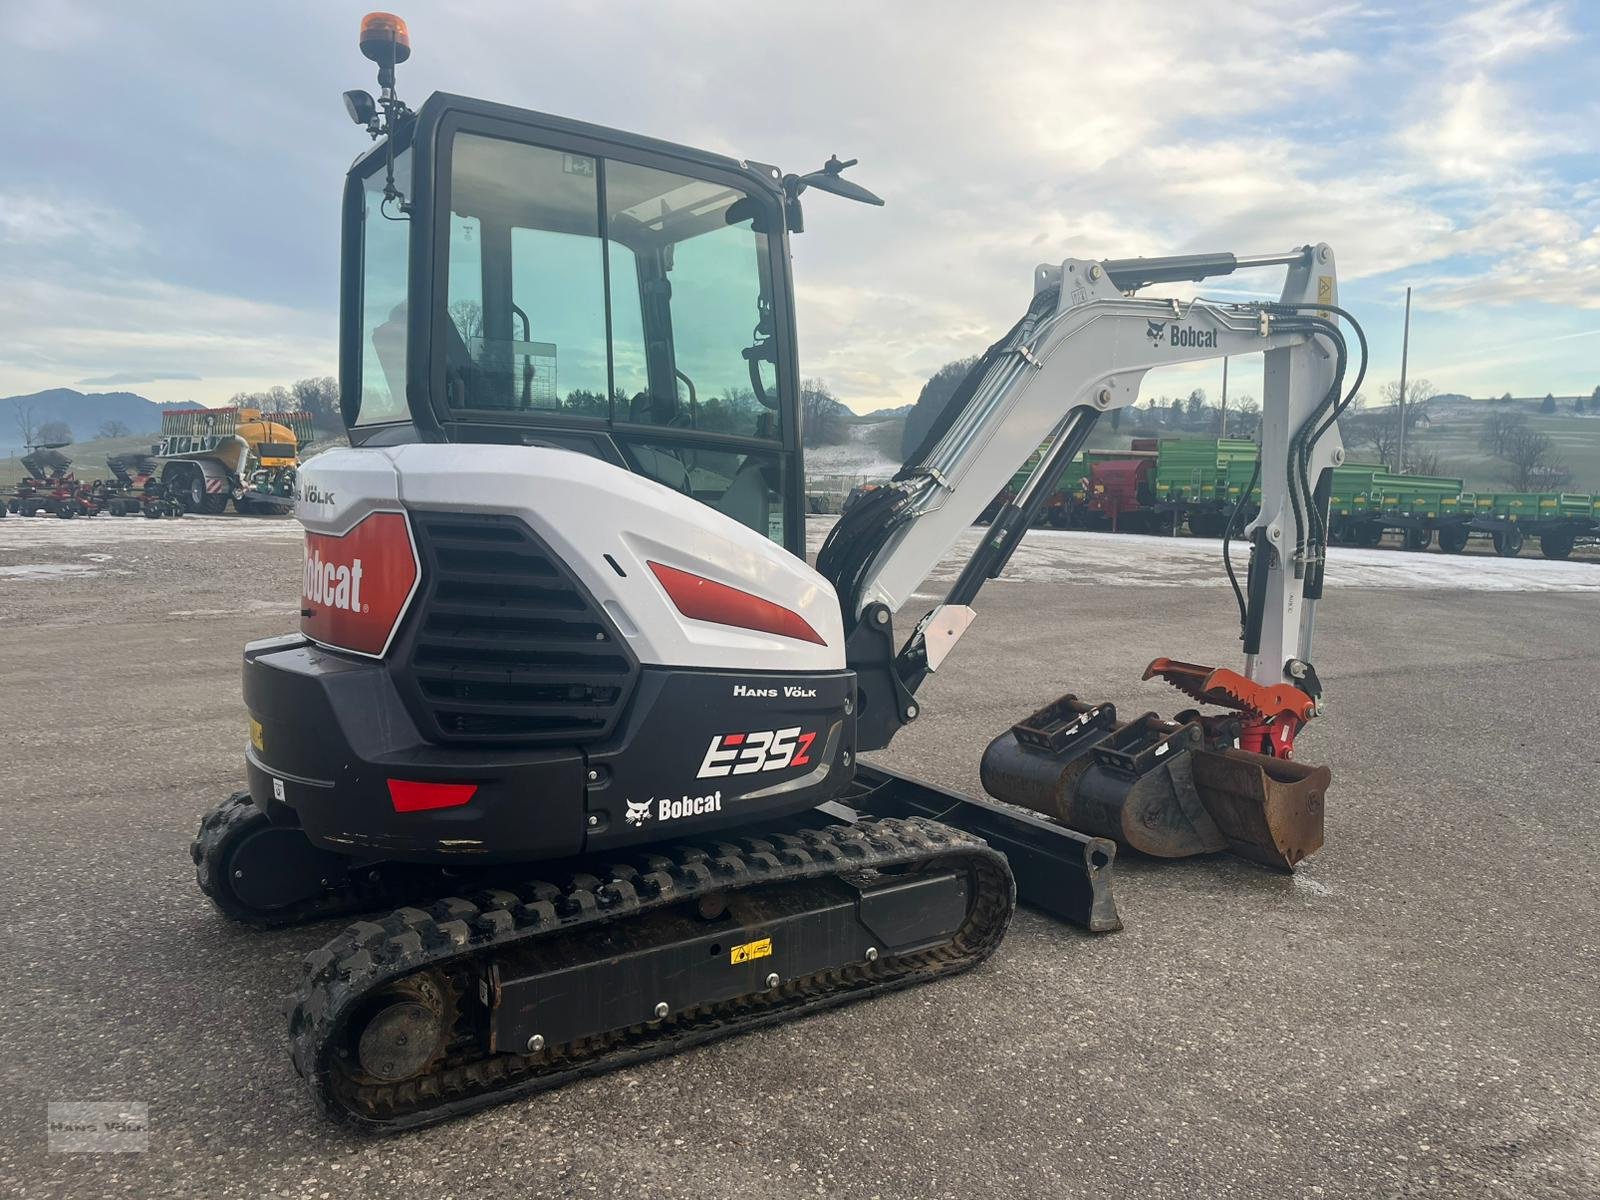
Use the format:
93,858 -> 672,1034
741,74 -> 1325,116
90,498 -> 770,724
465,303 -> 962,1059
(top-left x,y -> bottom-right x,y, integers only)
400,511 -> 637,745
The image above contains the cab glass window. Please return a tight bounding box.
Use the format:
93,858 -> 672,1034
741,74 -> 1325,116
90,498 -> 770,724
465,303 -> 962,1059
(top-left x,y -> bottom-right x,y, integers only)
354,150 -> 412,425
606,160 -> 780,441
619,439 -> 786,545
444,135 -> 609,414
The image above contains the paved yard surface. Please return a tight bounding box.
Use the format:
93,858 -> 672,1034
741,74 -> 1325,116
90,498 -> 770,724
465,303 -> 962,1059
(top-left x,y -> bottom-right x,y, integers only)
1,515 -> 1596,1198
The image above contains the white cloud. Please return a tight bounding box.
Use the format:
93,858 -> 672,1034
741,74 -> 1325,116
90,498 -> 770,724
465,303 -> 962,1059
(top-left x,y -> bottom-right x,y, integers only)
1395,75 -> 1557,182
0,193 -> 140,251
1440,0 -> 1575,65
0,271 -> 333,403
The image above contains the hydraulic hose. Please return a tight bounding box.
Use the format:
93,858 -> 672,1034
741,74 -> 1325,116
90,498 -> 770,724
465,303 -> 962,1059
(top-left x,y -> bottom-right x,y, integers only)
1223,454 -> 1261,633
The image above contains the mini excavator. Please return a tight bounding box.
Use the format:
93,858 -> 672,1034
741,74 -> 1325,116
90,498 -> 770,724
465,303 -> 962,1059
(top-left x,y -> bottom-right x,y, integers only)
193,13 -> 1361,1130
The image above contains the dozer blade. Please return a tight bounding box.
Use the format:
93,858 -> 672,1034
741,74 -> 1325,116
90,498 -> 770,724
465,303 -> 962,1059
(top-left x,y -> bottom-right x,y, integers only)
1188,747 -> 1328,871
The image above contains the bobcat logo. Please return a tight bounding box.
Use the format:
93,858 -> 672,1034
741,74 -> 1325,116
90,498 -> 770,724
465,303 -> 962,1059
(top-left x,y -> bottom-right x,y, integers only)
625,798 -> 652,827
1146,320 -> 1166,346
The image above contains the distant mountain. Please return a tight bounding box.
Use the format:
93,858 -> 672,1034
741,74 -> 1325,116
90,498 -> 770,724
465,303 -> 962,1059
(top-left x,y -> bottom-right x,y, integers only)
0,388 -> 169,452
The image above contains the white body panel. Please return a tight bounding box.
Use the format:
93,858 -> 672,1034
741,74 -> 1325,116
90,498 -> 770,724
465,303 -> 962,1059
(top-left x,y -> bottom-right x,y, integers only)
296,444 -> 845,673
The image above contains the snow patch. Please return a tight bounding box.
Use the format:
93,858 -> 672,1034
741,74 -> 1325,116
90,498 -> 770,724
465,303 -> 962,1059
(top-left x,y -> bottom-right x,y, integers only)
0,515 -> 302,548
805,423 -> 902,482
0,562 -> 102,580
169,600 -> 294,617
806,518 -> 1600,594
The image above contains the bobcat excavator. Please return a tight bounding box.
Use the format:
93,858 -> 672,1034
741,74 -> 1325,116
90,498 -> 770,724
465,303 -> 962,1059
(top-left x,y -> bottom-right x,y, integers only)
192,13 -> 1363,1131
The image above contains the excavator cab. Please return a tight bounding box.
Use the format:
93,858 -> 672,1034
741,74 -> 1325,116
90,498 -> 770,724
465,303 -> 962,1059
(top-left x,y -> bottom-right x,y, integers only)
340,89 -> 810,554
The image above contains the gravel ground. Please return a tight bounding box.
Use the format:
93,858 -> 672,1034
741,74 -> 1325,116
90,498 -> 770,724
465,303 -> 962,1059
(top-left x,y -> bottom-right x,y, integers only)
1,514 -> 1596,1199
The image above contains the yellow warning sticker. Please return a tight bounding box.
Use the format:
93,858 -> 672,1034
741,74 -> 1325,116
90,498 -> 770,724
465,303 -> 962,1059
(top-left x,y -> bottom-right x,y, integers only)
1317,275 -> 1334,304
249,718 -> 265,753
730,937 -> 772,964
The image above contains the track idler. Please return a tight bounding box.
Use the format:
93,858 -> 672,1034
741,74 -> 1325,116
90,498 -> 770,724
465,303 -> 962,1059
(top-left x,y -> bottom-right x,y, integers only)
980,695 -> 1327,871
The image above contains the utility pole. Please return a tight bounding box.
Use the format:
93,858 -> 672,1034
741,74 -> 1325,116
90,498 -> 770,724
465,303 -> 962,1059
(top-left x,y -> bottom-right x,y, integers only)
1219,357 -> 1229,438
1395,286 -> 1412,473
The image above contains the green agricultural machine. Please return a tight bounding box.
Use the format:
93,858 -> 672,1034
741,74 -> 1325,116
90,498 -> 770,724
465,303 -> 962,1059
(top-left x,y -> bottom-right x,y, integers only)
977,435 -> 1600,561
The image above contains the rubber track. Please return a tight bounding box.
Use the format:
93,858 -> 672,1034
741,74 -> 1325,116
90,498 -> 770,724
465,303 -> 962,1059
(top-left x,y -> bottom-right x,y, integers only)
191,792 -> 427,928
287,816 -> 1015,1132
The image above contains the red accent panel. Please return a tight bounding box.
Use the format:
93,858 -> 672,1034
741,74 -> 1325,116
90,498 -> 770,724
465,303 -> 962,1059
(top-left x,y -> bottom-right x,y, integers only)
387,779 -> 478,813
301,511 -> 420,657
647,562 -> 826,646
722,733 -> 746,746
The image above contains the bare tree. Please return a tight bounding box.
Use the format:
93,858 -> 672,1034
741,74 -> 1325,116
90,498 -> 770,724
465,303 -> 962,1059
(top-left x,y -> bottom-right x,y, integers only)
1380,377 -> 1435,430
1334,391 -> 1367,446
37,420 -> 74,444
1355,413 -> 1399,467
800,378 -> 846,448
1405,447 -> 1446,477
1479,412 -> 1526,458
99,420 -> 131,438
1500,428 -> 1566,491
1230,395 -> 1260,438
449,299 -> 484,342
14,403 -> 37,446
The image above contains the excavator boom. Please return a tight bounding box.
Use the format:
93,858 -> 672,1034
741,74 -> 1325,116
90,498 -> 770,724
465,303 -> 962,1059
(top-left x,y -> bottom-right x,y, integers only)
819,247 -> 1360,867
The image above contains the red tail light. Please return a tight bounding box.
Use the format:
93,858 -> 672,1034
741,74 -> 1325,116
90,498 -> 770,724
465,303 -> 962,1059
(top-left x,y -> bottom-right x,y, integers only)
648,561 -> 826,645
387,779 -> 477,813
301,510 -> 420,657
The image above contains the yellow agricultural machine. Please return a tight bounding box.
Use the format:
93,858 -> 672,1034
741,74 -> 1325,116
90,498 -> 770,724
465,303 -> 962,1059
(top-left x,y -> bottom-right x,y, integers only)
155,406 -> 314,514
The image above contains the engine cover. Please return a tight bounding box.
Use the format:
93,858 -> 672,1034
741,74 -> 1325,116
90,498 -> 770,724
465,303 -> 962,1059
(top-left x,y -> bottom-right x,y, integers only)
295,443 -> 846,674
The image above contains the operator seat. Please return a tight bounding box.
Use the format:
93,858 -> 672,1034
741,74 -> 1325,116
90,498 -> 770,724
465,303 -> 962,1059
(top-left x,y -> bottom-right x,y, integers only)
715,456 -> 772,533
625,392 -> 692,494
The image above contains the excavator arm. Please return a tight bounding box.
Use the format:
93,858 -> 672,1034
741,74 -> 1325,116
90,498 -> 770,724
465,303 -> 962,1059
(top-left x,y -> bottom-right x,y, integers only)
820,244 -> 1358,755
821,246 -> 1360,871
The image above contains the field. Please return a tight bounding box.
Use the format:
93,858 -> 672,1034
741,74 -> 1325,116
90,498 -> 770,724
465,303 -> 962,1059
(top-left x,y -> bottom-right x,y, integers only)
1416,409 -> 1600,493
2,515 -> 1599,1198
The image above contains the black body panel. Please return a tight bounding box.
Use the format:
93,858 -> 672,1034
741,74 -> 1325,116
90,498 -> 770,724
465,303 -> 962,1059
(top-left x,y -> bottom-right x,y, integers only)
582,667 -> 855,849
487,871 -> 968,1051
242,635 -> 855,864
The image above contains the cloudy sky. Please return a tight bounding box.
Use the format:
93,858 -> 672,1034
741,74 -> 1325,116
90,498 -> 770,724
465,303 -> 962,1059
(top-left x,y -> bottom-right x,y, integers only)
1,0 -> 1596,411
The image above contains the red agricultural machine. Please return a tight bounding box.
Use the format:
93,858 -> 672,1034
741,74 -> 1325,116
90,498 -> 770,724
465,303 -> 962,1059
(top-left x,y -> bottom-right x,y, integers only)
5,446 -> 102,519
103,453 -> 183,518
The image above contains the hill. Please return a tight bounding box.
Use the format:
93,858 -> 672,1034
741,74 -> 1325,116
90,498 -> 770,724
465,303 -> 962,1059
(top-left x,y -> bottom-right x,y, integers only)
1409,402 -> 1600,492
0,388 -> 173,454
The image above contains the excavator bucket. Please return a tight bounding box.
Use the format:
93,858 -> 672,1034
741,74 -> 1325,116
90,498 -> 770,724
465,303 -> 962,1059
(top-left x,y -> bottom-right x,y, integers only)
1188,747 -> 1328,870
980,695 -> 1327,871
